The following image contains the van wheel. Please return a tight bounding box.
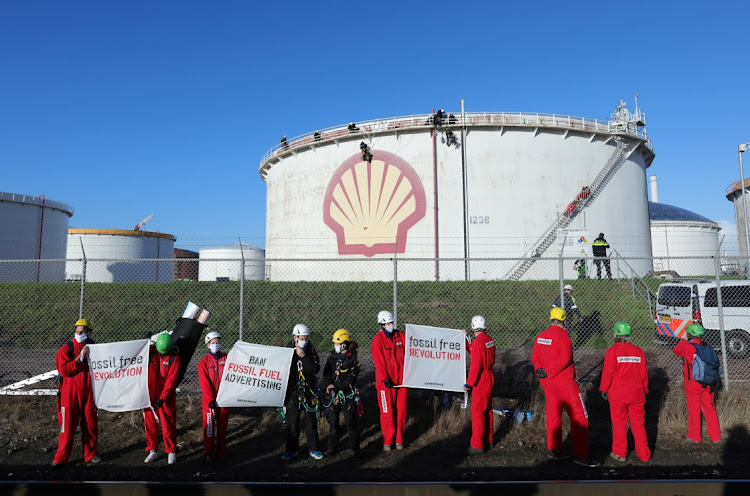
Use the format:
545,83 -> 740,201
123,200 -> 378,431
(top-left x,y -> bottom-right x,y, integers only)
727,331 -> 750,359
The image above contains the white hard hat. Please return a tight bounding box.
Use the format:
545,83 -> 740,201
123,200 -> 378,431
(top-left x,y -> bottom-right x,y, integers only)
293,324 -> 310,336
378,310 -> 394,325
564,284 -> 574,291
471,315 -> 486,330
204,330 -> 222,344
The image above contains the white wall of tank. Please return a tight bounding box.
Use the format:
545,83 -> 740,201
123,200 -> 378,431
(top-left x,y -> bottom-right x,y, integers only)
262,113 -> 654,281
0,192 -> 73,282
650,222 -> 720,276
66,229 -> 175,283
198,244 -> 265,282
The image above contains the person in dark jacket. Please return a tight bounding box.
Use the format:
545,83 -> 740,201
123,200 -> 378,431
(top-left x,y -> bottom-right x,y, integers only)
593,233 -> 612,279
282,324 -> 323,460
322,328 -> 361,456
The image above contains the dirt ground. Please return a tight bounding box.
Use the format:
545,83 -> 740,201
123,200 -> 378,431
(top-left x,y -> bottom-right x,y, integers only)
2,350 -> 750,483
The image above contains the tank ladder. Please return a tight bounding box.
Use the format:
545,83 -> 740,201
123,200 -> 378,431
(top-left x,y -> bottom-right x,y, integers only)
504,137 -> 638,281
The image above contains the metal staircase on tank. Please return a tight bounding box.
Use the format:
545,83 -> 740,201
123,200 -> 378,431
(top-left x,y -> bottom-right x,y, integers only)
504,137 -> 638,281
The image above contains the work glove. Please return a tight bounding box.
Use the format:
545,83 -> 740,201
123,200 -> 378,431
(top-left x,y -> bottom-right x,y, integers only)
383,379 -> 395,388
208,400 -> 218,409
601,392 -> 608,401
154,399 -> 164,409
535,368 -> 548,379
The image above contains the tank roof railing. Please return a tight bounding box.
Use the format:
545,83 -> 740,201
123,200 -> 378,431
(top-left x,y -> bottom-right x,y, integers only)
726,178 -> 750,197
0,192 -> 74,215
260,111 -> 654,173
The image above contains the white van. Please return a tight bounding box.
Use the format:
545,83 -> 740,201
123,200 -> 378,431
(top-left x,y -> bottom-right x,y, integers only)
654,280 -> 750,358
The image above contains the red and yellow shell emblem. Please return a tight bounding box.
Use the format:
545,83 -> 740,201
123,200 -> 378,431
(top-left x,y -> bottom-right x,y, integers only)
323,150 -> 426,257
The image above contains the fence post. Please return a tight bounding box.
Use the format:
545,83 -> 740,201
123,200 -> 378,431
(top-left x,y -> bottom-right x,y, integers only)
393,255 -> 398,328
714,251 -> 730,391
558,233 -> 566,308
239,239 -> 245,342
78,239 -> 87,319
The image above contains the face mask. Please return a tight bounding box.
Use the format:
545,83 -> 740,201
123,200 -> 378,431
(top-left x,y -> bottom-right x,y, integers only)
334,344 -> 342,353
74,333 -> 88,344
209,343 -> 221,354
297,339 -> 308,348
384,324 -> 394,332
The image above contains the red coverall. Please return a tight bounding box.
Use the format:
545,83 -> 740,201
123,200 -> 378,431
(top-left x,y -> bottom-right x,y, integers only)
673,339 -> 721,442
143,348 -> 182,454
531,324 -> 590,458
371,328 -> 408,447
466,331 -> 496,449
600,341 -> 650,461
198,352 -> 229,457
53,339 -> 99,464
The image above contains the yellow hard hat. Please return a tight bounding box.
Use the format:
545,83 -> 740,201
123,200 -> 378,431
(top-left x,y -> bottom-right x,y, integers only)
550,307 -> 566,321
332,328 -> 352,343
74,318 -> 92,330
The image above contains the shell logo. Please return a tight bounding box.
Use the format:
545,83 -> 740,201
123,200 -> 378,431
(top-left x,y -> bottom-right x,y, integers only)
323,151 -> 426,257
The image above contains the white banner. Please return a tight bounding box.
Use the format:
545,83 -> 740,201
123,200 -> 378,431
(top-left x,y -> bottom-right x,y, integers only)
88,339 -> 150,412
402,324 -> 466,392
215,341 -> 294,408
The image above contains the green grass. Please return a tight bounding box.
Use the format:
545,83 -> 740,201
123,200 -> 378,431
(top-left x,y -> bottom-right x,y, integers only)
0,278 -> 659,352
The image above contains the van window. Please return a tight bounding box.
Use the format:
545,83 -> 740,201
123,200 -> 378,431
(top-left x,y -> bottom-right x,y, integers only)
704,286 -> 750,307
658,286 -> 691,307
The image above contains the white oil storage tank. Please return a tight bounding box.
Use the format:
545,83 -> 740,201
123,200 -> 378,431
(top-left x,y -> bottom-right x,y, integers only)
649,202 -> 720,276
198,244 -> 265,281
259,101 -> 656,281
66,228 -> 176,282
0,192 -> 73,282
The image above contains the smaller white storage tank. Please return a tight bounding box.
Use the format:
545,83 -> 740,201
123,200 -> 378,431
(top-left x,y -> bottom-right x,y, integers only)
66,228 -> 176,282
199,244 -> 265,281
649,201 -> 720,276
0,192 -> 73,282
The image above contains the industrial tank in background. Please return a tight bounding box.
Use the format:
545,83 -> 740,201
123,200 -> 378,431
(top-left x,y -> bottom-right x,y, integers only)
66,228 -> 176,282
0,192 -> 73,282
198,244 -> 265,282
260,102 -> 655,281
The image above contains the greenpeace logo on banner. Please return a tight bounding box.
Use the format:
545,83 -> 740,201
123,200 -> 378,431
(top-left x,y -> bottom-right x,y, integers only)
617,356 -> 642,363
88,339 -> 150,413
402,324 -> 466,392
216,341 -> 294,408
537,338 -> 553,345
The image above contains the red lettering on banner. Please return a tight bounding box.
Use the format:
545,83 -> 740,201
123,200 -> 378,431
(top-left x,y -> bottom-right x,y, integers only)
259,368 -> 281,380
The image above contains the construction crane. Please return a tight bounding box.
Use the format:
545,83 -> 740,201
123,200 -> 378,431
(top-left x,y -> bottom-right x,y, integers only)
134,214 -> 154,231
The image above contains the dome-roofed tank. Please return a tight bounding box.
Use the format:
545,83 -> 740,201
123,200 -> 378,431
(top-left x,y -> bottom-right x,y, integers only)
649,201 -> 720,276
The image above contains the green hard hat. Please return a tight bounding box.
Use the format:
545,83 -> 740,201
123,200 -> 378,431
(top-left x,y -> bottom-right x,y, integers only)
686,323 -> 705,337
613,321 -> 632,336
156,333 -> 174,354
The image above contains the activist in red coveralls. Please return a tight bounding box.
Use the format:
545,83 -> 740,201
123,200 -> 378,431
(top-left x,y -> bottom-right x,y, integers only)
599,321 -> 651,462
143,333 -> 182,464
52,318 -> 100,466
371,310 -> 408,451
532,307 -> 599,467
198,330 -> 228,462
463,315 -> 496,454
673,323 -> 721,443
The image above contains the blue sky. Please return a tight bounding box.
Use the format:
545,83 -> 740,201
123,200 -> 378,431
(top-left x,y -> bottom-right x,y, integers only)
1,1 -> 748,253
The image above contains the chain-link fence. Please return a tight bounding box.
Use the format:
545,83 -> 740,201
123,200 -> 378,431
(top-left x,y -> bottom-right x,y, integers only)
1,255 -> 749,392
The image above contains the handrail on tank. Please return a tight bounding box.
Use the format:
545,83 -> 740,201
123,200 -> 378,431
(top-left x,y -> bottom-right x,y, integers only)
726,178 -> 750,196
259,111 -> 653,172
0,192 -> 74,215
